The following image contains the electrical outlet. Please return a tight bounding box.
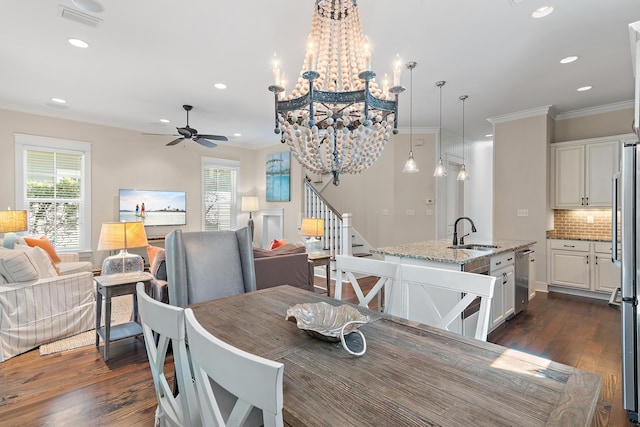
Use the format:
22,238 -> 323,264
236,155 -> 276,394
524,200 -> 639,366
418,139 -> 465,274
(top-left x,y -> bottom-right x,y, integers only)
587,215 -> 594,224
406,209 -> 415,216
517,209 -> 529,217
382,209 -> 389,216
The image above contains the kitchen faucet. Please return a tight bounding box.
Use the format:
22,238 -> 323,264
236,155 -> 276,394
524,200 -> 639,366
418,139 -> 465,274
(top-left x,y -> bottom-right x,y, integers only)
452,217 -> 477,246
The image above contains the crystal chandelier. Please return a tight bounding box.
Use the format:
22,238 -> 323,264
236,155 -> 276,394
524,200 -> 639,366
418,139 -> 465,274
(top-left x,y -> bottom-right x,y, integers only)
268,0 -> 404,186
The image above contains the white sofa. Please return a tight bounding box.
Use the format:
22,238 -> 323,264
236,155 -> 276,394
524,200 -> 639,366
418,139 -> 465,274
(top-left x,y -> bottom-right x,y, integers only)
0,246 -> 95,362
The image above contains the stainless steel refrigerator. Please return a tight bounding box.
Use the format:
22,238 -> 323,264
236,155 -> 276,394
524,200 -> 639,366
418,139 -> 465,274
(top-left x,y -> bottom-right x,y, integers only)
614,139 -> 640,423
620,21 -> 640,422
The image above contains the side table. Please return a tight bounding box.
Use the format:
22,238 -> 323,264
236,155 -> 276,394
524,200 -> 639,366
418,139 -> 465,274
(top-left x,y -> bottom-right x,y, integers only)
94,271 -> 153,361
308,253 -> 332,296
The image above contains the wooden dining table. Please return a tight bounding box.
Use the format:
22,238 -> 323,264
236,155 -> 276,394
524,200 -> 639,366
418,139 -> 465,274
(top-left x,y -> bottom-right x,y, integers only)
188,285 -> 601,427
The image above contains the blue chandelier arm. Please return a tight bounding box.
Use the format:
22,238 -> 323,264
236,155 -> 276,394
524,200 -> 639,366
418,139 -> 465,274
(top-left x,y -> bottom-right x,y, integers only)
388,85 -> 406,134
276,88 -> 399,114
268,85 -> 285,134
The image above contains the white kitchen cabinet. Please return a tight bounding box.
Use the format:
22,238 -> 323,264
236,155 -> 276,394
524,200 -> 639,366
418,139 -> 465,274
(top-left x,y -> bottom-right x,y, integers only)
549,240 -> 590,290
548,239 -> 621,295
489,251 -> 515,331
551,136 -> 623,208
594,242 -> 621,293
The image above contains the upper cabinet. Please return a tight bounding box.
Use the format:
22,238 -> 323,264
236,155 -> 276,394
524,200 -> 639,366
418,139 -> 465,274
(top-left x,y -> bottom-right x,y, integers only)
551,135 -> 632,209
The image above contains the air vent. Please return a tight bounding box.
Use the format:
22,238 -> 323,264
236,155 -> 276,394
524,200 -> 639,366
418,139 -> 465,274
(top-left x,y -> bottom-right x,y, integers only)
58,5 -> 102,28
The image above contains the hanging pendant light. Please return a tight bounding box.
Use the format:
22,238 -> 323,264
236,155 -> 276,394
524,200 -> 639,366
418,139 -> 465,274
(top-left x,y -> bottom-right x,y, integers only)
433,81 -> 447,177
457,95 -> 469,181
403,61 -> 419,173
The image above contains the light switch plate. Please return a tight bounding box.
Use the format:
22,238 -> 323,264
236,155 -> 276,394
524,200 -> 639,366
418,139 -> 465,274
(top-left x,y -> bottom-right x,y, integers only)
517,209 -> 529,217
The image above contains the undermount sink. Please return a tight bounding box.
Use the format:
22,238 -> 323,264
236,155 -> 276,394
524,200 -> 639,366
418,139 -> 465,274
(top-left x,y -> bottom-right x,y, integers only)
447,244 -> 499,251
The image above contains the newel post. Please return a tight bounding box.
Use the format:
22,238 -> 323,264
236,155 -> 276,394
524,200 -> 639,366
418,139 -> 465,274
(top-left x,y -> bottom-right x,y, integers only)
342,213 -> 353,256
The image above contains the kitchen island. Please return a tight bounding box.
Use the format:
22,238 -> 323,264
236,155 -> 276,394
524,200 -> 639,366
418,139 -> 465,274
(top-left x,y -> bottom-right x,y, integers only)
371,238 -> 536,335
371,238 -> 536,269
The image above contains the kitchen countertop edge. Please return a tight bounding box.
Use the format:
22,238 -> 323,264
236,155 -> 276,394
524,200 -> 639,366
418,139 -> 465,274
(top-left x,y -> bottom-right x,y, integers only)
371,239 -> 537,265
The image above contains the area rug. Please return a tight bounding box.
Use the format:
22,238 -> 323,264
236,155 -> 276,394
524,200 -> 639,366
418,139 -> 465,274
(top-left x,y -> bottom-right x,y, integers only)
39,295 -> 133,356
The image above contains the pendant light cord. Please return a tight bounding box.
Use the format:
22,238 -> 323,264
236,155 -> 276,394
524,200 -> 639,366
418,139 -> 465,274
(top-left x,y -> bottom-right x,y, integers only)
410,66 -> 413,153
460,95 -> 468,164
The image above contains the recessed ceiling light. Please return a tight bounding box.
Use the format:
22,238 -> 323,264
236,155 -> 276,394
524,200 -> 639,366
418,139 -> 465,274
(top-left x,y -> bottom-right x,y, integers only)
214,83 -> 227,90
531,6 -> 554,18
560,56 -> 578,64
51,98 -> 67,104
485,134 -> 493,138
160,119 -> 170,123
233,133 -> 242,137
68,38 -> 90,48
577,86 -> 592,92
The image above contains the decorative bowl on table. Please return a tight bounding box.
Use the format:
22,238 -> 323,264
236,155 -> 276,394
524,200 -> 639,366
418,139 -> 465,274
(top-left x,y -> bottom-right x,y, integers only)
285,302 -> 370,356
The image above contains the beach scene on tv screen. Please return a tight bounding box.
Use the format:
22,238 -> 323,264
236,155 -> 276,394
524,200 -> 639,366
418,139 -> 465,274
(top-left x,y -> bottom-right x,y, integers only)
119,189 -> 186,226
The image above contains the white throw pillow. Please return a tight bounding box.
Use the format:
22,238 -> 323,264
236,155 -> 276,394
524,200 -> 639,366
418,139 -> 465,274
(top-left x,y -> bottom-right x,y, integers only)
0,248 -> 39,283
13,244 -> 58,278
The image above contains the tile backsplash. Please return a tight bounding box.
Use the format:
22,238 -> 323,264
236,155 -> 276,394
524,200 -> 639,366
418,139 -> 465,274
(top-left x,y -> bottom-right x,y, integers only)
550,209 -> 613,240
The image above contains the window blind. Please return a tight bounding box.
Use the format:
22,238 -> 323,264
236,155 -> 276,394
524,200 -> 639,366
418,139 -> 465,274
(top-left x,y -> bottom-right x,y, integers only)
203,167 -> 237,231
24,149 -> 84,248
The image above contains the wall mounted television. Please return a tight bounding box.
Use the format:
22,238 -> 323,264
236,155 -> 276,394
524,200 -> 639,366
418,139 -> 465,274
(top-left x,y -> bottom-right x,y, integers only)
119,189 -> 186,226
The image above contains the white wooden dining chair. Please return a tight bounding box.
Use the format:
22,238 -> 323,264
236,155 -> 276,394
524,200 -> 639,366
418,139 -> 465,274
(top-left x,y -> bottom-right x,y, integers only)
184,308 -> 285,427
390,264 -> 496,341
334,255 -> 400,312
136,283 -> 201,427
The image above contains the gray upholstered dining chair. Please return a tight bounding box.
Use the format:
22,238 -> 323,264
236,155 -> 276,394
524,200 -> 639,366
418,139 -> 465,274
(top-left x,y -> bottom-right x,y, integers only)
165,227 -> 256,308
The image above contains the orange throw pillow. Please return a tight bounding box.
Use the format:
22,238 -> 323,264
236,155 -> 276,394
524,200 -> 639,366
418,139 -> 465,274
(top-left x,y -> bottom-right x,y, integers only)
268,239 -> 286,250
23,236 -> 62,264
147,245 -> 164,266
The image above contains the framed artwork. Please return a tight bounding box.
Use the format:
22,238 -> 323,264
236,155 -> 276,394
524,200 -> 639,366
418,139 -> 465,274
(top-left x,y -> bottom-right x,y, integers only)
266,151 -> 291,202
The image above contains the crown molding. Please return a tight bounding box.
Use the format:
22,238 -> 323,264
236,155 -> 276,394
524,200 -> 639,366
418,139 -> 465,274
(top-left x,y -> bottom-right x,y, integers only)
487,105 -> 554,124
555,100 -> 634,121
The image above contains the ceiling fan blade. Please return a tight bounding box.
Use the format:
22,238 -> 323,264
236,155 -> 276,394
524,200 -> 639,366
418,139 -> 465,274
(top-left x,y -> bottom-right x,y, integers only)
197,134 -> 228,142
166,137 -> 185,146
194,137 -> 218,148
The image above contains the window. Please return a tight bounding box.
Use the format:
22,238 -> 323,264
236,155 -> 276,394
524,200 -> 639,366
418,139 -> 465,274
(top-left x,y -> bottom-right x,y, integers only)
202,158 -> 239,231
15,134 -> 91,251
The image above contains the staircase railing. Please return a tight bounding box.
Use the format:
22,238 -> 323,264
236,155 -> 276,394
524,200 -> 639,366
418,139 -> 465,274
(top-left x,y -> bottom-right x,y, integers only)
304,177 -> 348,259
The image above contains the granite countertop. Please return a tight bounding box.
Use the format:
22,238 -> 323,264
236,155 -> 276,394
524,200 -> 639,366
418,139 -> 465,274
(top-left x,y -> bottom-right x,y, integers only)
371,238 -> 536,265
546,231 -> 612,242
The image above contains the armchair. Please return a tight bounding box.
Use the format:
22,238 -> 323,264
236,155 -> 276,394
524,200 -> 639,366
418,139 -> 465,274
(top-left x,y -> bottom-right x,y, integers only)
165,227 -> 256,307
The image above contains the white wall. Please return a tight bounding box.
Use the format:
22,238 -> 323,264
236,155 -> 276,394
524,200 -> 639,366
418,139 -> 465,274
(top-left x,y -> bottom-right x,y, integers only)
468,140 -> 493,241
320,131 -> 438,248
0,108 -> 275,266
493,114 -> 550,291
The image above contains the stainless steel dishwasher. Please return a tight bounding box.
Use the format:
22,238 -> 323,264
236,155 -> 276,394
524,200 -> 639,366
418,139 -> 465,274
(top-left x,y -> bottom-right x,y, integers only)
515,249 -> 535,314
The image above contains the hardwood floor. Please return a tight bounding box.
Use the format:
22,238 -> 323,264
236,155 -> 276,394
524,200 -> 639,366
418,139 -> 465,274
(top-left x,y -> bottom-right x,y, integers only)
489,291 -> 633,427
0,280 -> 634,426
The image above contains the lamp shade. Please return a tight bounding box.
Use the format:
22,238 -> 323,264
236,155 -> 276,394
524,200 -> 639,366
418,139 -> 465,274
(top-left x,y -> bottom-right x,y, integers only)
0,210 -> 28,233
97,222 -> 148,251
301,218 -> 324,238
241,196 -> 259,212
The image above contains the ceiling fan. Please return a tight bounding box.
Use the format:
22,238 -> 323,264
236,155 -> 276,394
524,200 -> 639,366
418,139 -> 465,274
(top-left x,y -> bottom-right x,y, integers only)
164,105 -> 228,148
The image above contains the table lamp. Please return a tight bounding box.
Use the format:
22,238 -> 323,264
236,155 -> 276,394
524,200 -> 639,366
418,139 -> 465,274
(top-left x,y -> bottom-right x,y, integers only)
301,217 -> 324,255
241,196 -> 259,240
0,210 -> 28,249
97,222 -> 148,275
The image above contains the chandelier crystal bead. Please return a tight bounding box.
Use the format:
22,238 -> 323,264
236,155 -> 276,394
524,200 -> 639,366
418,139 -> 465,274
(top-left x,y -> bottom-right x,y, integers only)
268,0 -> 404,185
